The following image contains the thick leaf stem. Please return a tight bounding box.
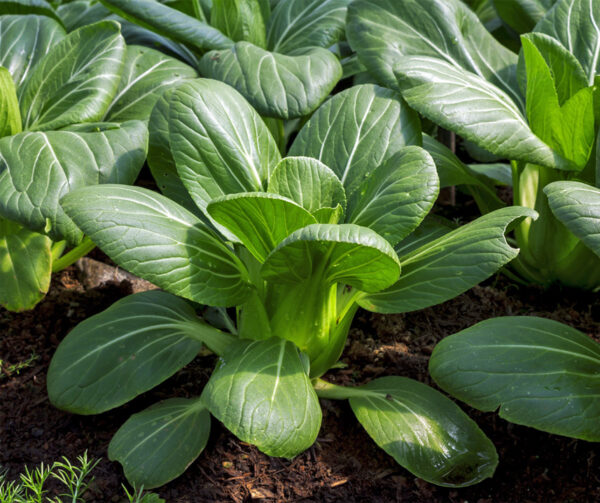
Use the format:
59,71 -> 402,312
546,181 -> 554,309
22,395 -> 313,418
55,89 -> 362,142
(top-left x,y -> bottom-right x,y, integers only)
313,379 -> 373,400
51,237 -> 96,272
180,321 -> 237,357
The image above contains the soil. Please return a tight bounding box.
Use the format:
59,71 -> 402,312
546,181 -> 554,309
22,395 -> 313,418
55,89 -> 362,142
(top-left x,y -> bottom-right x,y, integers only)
2,252 -> 600,503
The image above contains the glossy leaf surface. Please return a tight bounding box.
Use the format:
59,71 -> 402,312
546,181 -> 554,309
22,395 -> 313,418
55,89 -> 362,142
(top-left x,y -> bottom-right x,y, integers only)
199,42 -> 342,119
47,291 -> 204,414
0,15 -> 65,87
0,219 -> 51,311
261,223 -> 401,292
207,193 -> 316,262
104,45 -> 197,122
430,316 -> 600,441
545,181 -> 600,257
61,185 -> 252,306
360,207 -> 537,313
0,120 -> 147,243
350,376 -> 498,487
109,397 -> 211,488
289,84 -> 421,198
19,21 -> 125,131
203,337 -> 321,458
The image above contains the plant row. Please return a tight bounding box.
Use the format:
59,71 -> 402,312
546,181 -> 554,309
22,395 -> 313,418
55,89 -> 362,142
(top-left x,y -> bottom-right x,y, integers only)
0,0 -> 599,492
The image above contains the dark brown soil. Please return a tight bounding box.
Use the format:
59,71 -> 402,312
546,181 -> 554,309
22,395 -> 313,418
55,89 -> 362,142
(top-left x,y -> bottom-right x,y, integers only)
2,262 -> 600,502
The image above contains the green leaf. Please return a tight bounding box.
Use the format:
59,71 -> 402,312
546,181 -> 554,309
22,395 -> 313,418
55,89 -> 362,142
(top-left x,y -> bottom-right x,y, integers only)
267,156 -> 346,215
0,0 -> 64,24
493,0 -> 556,33
0,219 -> 51,311
60,185 -> 252,306
47,291 -> 205,414
261,223 -> 401,292
346,0 -> 522,107
207,193 -> 317,263
349,377 -> 497,487
430,316 -> 600,441
266,0 -> 351,53
147,86 -> 198,214
394,216 -> 454,256
0,15 -> 65,87
203,337 -> 322,458
57,0 -> 111,31
522,35 -> 594,169
360,206 -> 537,313
0,120 -> 147,243
346,146 -> 438,247
289,84 -> 421,199
395,56 -> 567,170
211,0 -> 267,47
0,67 -> 21,137
518,32 -> 588,105
168,79 -> 281,214
18,20 -> 125,131
537,0 -> 600,85
545,180 -> 600,257
109,397 -> 211,489
103,45 -> 197,122
99,0 -> 233,51
199,42 -> 342,120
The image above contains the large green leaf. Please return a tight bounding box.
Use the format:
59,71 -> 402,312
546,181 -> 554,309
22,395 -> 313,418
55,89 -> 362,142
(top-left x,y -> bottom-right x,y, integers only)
0,15 -> 65,87
99,0 -> 233,51
60,185 -> 252,306
545,181 -> 600,257
168,79 -> 281,214
261,223 -> 401,292
199,42 -> 341,120
537,0 -> 600,85
360,207 -> 537,313
0,219 -> 51,311
0,121 -> 147,244
0,0 -> 64,24
0,67 -> 21,137
522,35 -> 594,169
207,193 -> 317,262
267,156 -> 346,215
396,56 -> 568,170
349,377 -> 498,487
18,20 -> 125,131
47,291 -> 206,414
289,84 -> 421,198
517,32 -> 588,105
266,0 -> 351,53
430,316 -> 600,441
147,86 -> 198,213
103,45 -> 196,122
346,0 -> 522,107
211,0 -> 267,47
346,146 -> 438,247
109,397 -> 211,488
203,337 -> 322,458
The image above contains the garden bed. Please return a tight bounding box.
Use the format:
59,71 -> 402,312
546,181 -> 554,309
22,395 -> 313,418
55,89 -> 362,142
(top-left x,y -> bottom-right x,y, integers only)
2,254 -> 599,502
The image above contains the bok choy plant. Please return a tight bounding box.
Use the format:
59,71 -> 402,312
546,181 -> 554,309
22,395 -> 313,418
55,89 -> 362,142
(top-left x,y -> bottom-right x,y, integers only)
348,0 -> 600,289
96,0 -> 349,123
47,79 -> 535,489
0,15 -> 196,311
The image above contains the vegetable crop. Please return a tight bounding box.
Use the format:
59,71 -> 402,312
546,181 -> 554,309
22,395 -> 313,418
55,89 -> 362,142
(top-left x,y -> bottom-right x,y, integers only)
348,0 -> 600,289
46,78 -> 536,489
0,14 -> 196,311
